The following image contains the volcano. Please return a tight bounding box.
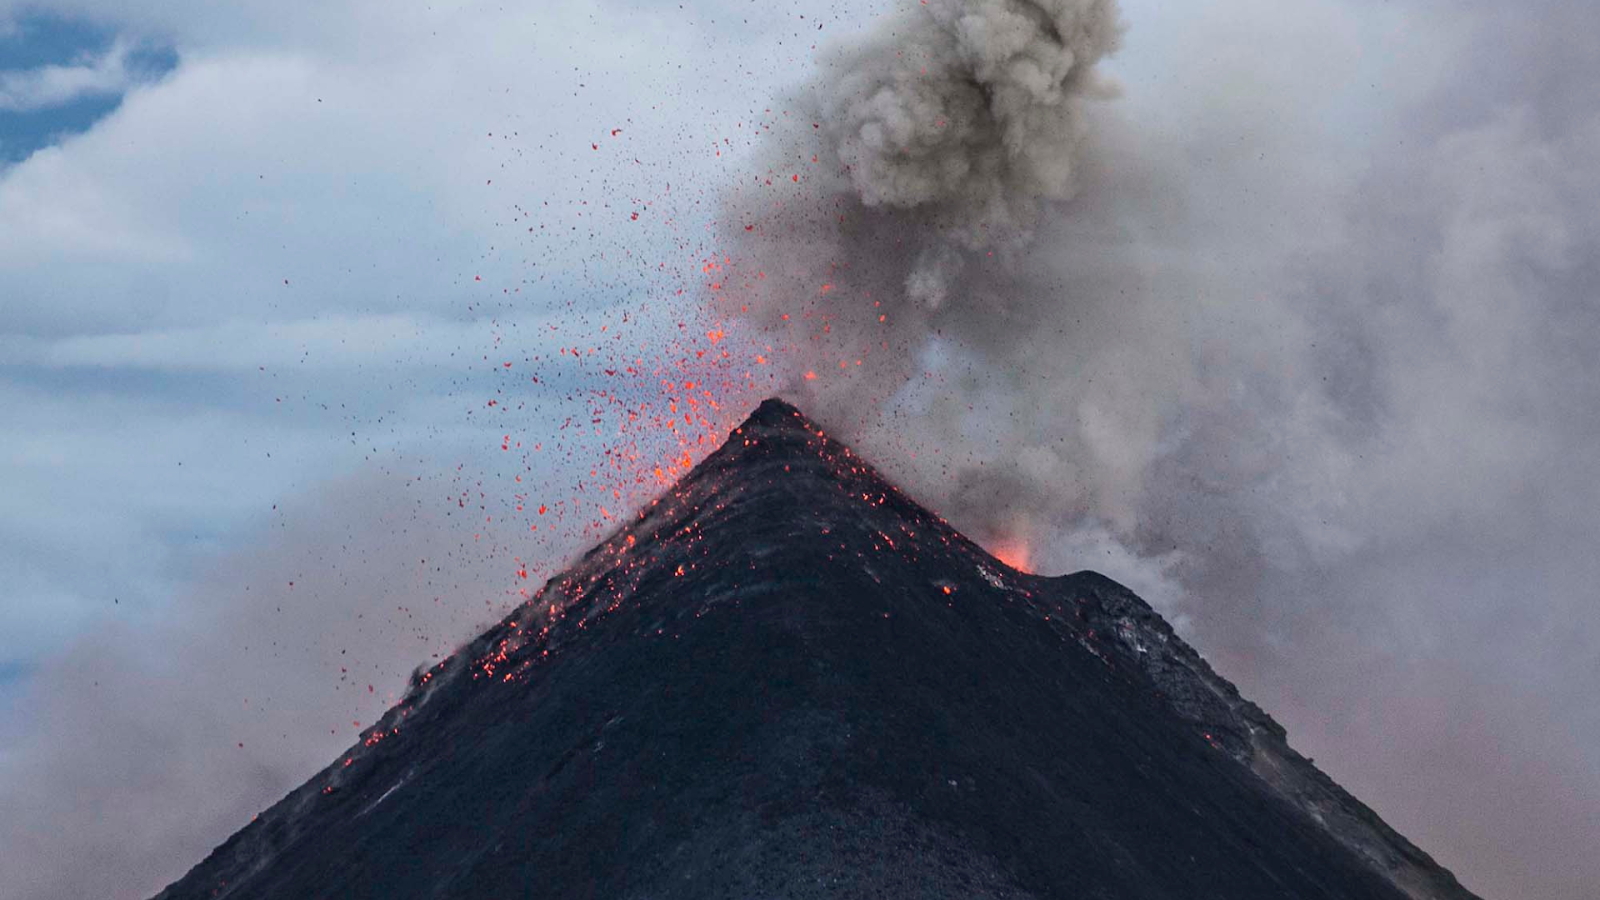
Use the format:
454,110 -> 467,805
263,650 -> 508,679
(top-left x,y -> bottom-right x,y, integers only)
153,399 -> 1480,900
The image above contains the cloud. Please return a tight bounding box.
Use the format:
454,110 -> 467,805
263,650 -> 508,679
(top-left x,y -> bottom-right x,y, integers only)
0,313 -> 551,371
0,37 -> 145,112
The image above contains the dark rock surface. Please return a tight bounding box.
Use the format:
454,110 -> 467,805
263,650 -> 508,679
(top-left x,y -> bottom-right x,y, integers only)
153,398 -> 1481,900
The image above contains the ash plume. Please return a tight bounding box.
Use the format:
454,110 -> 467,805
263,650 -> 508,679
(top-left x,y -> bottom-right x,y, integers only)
819,0 -> 1121,240
721,0 -> 1122,381
719,0 -> 1148,555
718,4 -> 1600,897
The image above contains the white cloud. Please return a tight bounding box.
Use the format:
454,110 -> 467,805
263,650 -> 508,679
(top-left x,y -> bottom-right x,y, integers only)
0,1 -> 885,336
0,0 -> 867,657
0,37 -> 142,112
0,312 -> 546,370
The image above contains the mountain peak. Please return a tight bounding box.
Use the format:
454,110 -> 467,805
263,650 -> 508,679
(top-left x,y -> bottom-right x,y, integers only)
153,398 -> 1479,900
744,394 -> 807,426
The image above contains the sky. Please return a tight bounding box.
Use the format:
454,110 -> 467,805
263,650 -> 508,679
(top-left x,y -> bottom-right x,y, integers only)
1,1 -> 1596,899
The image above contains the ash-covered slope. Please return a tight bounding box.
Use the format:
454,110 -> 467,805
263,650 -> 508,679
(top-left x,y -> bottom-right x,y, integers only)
154,398 -> 1480,900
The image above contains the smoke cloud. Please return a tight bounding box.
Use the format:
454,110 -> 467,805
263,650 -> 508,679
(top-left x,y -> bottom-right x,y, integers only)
717,2 -> 1600,898
720,0 -> 1177,560
821,0 -> 1120,235
721,0 -> 1122,399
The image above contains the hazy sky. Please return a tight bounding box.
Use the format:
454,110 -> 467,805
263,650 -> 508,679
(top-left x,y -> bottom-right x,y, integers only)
1,2 -> 1596,899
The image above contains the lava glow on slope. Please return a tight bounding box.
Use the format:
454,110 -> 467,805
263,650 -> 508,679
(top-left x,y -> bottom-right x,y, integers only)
991,540 -> 1033,574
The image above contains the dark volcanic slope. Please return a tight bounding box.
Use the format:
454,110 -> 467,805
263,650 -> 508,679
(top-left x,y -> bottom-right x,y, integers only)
155,399 -> 1480,900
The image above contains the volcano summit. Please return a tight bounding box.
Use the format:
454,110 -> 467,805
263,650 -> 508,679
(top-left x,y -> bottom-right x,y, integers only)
153,399 -> 1479,900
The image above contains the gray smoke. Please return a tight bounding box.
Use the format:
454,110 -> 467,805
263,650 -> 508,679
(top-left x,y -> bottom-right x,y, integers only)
718,2 -> 1600,898
720,0 -> 1124,425
720,0 -> 1156,553
822,0 -> 1121,238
